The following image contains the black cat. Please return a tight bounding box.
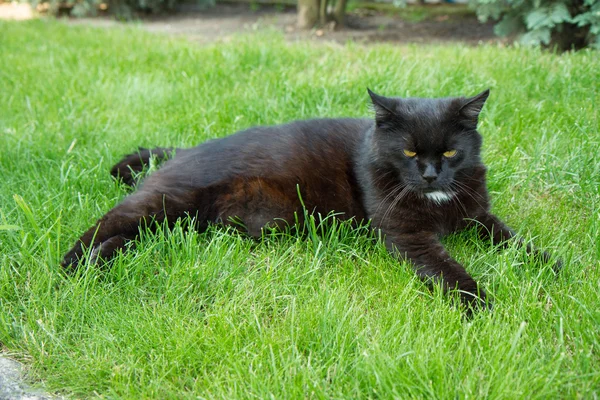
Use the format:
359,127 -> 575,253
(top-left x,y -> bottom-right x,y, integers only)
62,89 -> 560,311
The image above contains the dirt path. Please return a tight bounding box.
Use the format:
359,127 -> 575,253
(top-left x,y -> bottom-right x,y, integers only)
66,3 -> 499,46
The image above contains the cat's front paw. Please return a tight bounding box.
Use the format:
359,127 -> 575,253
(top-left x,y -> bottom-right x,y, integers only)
538,250 -> 563,273
460,288 -> 492,317
549,255 -> 564,273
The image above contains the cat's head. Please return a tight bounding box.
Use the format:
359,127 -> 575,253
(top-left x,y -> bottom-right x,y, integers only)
367,88 -> 489,203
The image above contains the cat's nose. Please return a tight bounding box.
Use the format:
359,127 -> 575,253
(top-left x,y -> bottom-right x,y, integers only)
422,165 -> 438,183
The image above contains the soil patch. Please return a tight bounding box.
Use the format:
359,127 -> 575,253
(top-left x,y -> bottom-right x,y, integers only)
67,3 -> 500,46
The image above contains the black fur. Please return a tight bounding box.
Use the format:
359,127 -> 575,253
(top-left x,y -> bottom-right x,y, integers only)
62,89 -> 561,313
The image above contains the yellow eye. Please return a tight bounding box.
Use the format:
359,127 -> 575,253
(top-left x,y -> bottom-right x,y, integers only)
443,150 -> 457,158
403,149 -> 417,157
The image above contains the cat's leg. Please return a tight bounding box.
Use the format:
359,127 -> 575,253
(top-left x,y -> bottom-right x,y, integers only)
86,234 -> 138,265
61,190 -> 168,270
384,231 -> 489,312
110,147 -> 174,186
473,213 -> 562,271
216,178 -> 300,238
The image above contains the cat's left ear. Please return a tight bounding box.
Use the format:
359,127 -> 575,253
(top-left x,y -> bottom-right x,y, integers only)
458,89 -> 490,129
367,88 -> 399,128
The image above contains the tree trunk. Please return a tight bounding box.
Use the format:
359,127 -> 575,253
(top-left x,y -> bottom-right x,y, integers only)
297,0 -> 320,29
332,0 -> 347,27
319,0 -> 328,25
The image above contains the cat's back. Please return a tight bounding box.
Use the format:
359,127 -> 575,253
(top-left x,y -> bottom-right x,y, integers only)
159,118 -> 372,187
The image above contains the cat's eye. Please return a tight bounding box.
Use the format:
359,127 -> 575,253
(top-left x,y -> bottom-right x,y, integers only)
443,150 -> 458,158
403,149 -> 417,158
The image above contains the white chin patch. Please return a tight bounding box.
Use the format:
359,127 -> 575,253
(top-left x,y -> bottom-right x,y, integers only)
425,191 -> 453,204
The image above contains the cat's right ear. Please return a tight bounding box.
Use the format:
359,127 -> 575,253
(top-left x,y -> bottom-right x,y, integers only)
458,89 -> 490,129
367,88 -> 398,128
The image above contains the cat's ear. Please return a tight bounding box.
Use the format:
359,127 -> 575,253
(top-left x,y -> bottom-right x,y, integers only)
458,89 -> 490,129
367,88 -> 398,127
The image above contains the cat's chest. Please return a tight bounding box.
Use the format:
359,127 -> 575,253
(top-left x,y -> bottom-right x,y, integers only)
425,191 -> 488,234
380,192 -> 485,235
419,204 -> 465,234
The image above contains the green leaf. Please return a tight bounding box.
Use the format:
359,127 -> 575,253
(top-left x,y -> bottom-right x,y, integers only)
494,14 -> 523,37
520,27 -> 552,45
526,3 -> 572,30
549,3 -> 572,24
526,9 -> 550,30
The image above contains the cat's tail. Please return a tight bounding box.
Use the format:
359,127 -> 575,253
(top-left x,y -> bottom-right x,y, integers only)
110,147 -> 175,186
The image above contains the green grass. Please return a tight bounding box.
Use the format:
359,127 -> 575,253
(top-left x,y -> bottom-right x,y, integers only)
348,3 -> 476,23
1,19 -> 599,399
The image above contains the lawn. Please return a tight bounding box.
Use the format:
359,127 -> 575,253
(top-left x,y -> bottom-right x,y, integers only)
0,19 -> 599,398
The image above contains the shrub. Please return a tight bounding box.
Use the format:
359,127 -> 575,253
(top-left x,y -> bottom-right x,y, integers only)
29,0 -> 214,18
470,0 -> 600,50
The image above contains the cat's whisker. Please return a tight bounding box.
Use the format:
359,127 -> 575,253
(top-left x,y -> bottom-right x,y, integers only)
451,180 -> 476,200
451,180 -> 486,209
378,190 -> 406,226
453,179 -> 485,200
373,186 -> 400,216
381,185 -> 413,228
449,183 -> 469,217
374,183 -> 406,217
370,169 -> 397,192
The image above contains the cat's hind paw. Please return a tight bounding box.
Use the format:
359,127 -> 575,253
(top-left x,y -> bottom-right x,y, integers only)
60,245 -> 84,272
61,235 -> 131,272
